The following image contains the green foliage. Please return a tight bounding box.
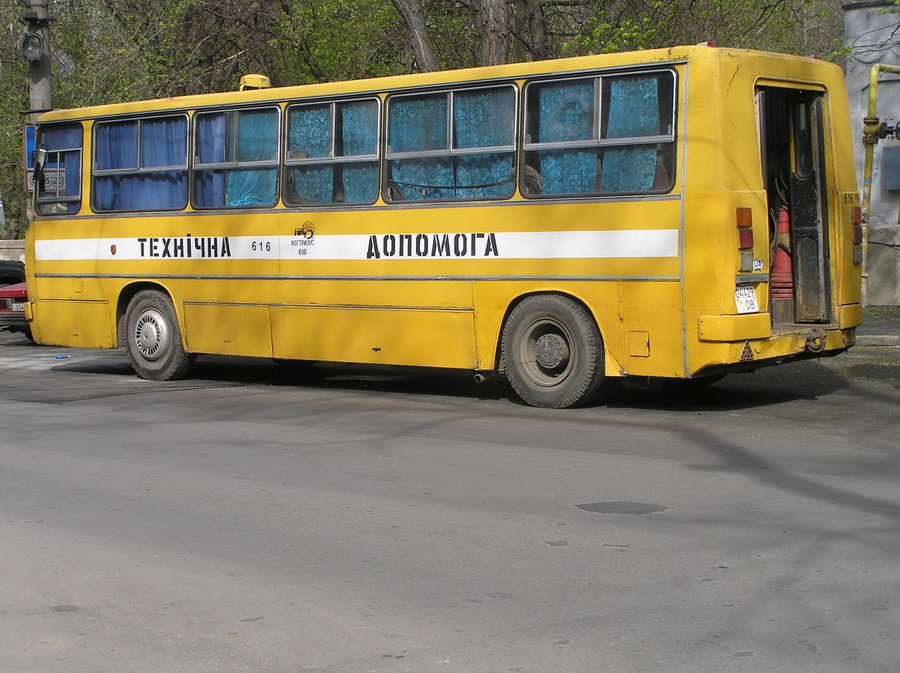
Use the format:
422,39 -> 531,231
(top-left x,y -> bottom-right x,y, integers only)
559,0 -> 845,58
0,0 -> 849,238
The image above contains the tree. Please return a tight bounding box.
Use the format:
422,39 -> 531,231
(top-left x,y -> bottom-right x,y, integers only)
479,0 -> 510,65
391,0 -> 440,71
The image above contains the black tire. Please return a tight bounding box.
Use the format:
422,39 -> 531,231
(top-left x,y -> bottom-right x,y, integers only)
501,294 -> 606,408
124,290 -> 195,381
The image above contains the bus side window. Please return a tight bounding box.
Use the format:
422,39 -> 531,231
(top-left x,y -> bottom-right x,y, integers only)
385,85 -> 516,202
599,74 -> 669,192
524,78 -> 597,195
93,116 -> 188,212
36,123 -> 83,215
194,108 -> 279,209
523,70 -> 675,197
285,99 -> 379,206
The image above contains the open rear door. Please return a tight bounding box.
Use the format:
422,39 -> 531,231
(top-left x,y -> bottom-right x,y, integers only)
758,87 -> 832,328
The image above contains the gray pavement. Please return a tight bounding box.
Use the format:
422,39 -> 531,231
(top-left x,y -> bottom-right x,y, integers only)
0,308 -> 898,673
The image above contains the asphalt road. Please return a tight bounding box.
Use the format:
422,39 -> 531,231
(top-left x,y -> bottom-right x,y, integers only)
1,330 -> 898,673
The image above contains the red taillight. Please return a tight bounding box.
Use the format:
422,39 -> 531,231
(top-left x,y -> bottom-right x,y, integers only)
853,226 -> 863,244
736,208 -> 753,249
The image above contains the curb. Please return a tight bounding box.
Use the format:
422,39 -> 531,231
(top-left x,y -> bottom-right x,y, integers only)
857,335 -> 900,347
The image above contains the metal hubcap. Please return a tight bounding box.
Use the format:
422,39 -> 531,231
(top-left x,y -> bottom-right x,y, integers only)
534,333 -> 569,369
134,309 -> 169,362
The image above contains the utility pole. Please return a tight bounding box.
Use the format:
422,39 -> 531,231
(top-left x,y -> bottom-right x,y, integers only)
19,0 -> 53,124
16,0 -> 52,231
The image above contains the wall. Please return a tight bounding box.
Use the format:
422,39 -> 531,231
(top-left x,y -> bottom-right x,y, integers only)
844,1 -> 900,305
0,240 -> 25,262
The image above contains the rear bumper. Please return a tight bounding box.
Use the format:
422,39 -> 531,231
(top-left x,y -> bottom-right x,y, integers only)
698,303 -> 862,342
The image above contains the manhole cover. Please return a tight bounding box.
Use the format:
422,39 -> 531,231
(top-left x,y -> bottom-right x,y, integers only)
574,501 -> 670,515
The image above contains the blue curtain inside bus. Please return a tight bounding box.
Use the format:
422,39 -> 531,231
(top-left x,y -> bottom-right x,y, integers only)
38,124 -> 82,213
94,117 -> 187,211
388,88 -> 514,200
453,89 -> 515,198
533,79 -> 597,195
95,121 -> 138,170
194,114 -> 225,208
228,110 -> 277,207
600,75 -> 659,193
389,94 -> 447,153
341,101 -> 378,156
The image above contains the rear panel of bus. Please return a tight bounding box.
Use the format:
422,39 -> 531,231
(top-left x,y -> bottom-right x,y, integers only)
679,49 -> 861,379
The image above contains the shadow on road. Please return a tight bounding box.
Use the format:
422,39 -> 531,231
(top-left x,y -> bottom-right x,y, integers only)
41,350 -> 874,413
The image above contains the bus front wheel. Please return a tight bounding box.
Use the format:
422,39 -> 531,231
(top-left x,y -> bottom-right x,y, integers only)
124,290 -> 195,381
501,295 -> 606,408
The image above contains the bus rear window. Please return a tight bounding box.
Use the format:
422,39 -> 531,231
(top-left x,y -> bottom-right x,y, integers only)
523,70 -> 676,197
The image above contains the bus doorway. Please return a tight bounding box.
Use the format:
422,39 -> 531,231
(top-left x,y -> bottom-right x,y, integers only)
758,86 -> 832,328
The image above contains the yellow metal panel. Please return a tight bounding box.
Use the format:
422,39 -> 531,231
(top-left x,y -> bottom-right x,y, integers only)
629,331 -> 650,357
271,305 -> 477,368
183,303 -> 273,357
32,299 -> 114,348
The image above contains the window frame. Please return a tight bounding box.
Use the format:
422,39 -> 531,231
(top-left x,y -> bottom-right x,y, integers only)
35,122 -> 83,214
91,113 -> 189,213
283,96 -> 381,207
521,68 -> 677,198
384,83 -> 519,203
192,105 -> 282,210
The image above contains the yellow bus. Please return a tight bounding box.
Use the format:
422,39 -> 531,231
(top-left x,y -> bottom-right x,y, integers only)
26,45 -> 863,408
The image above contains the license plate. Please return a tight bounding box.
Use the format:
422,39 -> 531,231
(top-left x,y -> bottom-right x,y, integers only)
734,286 -> 759,314
11,302 -> 25,312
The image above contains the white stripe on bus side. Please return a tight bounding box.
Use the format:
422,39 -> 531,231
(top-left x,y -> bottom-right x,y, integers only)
34,229 -> 679,262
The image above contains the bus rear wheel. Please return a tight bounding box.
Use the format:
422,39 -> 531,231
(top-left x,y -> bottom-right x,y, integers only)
501,294 -> 606,408
124,290 -> 195,381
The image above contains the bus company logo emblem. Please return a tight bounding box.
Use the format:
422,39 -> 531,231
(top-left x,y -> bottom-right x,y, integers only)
739,341 -> 754,361
294,222 -> 315,239
291,222 -> 316,255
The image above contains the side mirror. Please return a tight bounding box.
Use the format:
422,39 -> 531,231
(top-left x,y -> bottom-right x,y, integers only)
32,146 -> 46,191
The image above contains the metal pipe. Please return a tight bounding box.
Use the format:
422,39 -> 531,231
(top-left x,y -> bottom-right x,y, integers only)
860,63 -> 900,296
